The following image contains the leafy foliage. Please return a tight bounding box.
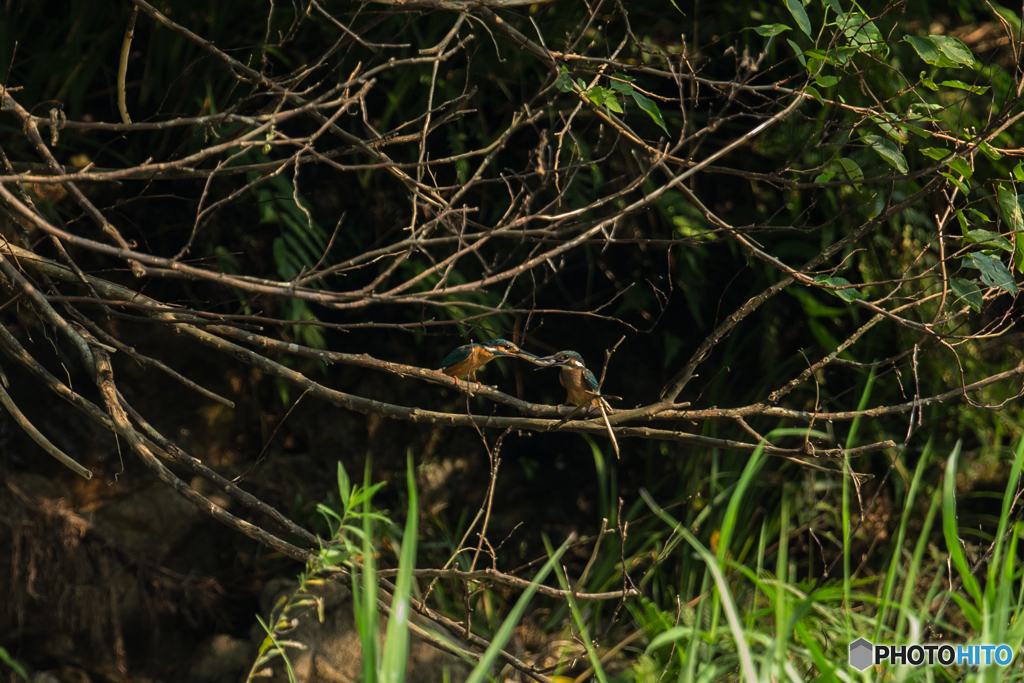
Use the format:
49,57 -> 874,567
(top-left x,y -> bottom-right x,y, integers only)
2,0 -> 1024,680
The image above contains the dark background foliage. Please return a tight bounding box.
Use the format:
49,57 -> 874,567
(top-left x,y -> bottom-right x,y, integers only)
1,0 -> 1022,680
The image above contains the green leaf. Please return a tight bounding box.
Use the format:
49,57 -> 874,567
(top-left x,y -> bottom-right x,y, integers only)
920,74 -> 939,91
949,278 -> 983,312
841,14 -> 884,53
930,34 -> 977,67
317,503 -> 343,526
586,85 -> 613,107
919,146 -> 951,161
956,209 -> 969,234
939,172 -> 970,195
337,461 -> 351,509
831,156 -> 863,180
870,114 -> 908,142
966,252 -> 1018,293
814,171 -> 835,183
804,85 -> 823,104
997,186 -> 1023,232
755,23 -> 791,36
631,89 -> 669,135
946,156 -> 973,179
979,141 -> 1002,160
609,74 -> 635,93
900,122 -> 932,138
967,208 -> 992,223
814,73 -> 839,87
1013,161 -> 1024,182
821,0 -> 842,13
862,134 -> 908,173
787,38 -> 806,66
940,80 -> 990,95
606,97 -> 623,114
813,275 -> 863,301
904,35 -> 958,67
910,102 -> 944,114
830,46 -> 860,65
997,187 -> 1024,272
554,66 -> 574,92
965,229 -> 1013,252
1018,234 -> 1024,275
785,0 -> 813,36
0,647 -> 29,683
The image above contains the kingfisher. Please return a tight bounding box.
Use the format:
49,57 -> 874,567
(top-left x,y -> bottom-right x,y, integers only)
531,350 -> 602,408
440,339 -> 537,384
532,349 -> 620,457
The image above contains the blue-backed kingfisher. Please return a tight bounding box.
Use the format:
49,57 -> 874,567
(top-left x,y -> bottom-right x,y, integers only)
532,349 -> 620,457
440,339 -> 537,384
531,350 -> 602,408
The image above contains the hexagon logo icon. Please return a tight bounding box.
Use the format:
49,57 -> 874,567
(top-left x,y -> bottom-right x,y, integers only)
849,638 -> 874,671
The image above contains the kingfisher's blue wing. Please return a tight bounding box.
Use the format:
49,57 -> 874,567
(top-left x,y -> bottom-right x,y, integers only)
441,344 -> 475,369
583,368 -> 600,393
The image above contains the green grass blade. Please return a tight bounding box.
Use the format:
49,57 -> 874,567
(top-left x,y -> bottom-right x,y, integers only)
707,441 -> 766,669
774,486 -> 790,678
941,441 -> 983,605
1002,522 -> 1024,645
582,433 -> 610,519
843,370 -> 875,624
874,438 -> 932,640
463,536 -> 572,683
380,452 -> 419,683
717,441 -> 766,563
989,436 -> 1024,593
0,647 -> 29,683
640,489 -> 757,682
895,488 -> 940,642
549,539 -> 610,683
844,369 -> 876,451
355,458 -> 380,681
254,615 -> 297,683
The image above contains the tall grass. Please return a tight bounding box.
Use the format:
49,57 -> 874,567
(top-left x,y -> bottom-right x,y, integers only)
250,428 -> 1024,682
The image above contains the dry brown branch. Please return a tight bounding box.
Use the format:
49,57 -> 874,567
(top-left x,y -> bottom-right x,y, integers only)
3,2 -> 1024,675
0,382 -> 92,479
375,566 -> 637,602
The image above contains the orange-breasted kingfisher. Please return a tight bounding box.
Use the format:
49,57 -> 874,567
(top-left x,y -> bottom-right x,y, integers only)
440,339 -> 538,384
532,350 -> 602,408
532,349 -> 620,457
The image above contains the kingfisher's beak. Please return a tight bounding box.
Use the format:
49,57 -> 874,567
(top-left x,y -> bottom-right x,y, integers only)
526,354 -> 559,368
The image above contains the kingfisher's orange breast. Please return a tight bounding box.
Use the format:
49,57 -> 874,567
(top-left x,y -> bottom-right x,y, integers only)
442,345 -> 493,378
559,368 -> 599,407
